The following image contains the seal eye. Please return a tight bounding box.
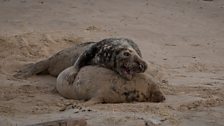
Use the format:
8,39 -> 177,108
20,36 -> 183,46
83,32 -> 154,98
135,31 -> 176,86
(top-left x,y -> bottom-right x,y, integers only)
123,52 -> 130,57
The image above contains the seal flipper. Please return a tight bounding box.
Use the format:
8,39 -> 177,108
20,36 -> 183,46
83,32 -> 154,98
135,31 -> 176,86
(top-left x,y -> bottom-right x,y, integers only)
59,45 -> 98,85
13,59 -> 49,78
73,44 -> 98,68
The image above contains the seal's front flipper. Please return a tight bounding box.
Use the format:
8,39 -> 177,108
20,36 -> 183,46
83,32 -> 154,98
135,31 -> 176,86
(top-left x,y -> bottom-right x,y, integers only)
73,45 -> 97,69
63,45 -> 97,84
13,59 -> 49,78
56,61 -> 80,86
57,66 -> 78,85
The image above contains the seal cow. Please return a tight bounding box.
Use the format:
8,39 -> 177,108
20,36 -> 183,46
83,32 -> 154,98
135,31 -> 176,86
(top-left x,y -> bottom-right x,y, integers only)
15,38 -> 147,83
56,66 -> 165,105
58,38 -> 148,85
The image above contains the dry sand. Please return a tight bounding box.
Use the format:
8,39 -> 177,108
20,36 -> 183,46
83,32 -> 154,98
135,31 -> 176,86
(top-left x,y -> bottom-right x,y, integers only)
0,0 -> 224,126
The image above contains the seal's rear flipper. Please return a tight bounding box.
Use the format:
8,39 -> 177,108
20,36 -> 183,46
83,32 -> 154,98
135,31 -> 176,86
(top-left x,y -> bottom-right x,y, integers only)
13,59 -> 49,78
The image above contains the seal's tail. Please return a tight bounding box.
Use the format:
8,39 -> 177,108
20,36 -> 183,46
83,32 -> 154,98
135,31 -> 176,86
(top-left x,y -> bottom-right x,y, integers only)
13,59 -> 49,78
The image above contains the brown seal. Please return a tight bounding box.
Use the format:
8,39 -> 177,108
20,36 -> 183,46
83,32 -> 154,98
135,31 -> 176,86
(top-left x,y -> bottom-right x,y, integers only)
56,66 -> 165,105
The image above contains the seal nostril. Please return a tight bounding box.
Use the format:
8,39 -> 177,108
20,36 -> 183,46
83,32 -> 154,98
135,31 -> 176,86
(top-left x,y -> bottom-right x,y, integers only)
139,62 -> 146,72
162,96 -> 166,101
140,64 -> 144,70
136,61 -> 144,72
143,62 -> 147,71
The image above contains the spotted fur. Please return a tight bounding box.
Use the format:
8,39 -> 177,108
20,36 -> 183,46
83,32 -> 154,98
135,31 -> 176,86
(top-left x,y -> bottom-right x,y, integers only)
59,38 -> 148,85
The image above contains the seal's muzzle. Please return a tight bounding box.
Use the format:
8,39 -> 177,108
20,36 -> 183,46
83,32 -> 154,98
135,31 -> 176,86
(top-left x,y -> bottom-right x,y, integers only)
115,49 -> 148,80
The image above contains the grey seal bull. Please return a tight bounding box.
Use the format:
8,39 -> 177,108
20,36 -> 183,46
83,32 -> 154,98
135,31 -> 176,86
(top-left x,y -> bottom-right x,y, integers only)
56,66 -> 165,105
15,38 -> 147,83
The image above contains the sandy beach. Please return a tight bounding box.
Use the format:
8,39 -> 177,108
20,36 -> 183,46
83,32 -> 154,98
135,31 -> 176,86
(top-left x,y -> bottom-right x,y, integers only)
0,0 -> 224,125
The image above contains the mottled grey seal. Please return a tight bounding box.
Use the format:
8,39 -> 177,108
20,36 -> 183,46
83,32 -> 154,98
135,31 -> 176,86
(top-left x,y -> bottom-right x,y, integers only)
58,38 -> 147,85
14,38 -> 147,82
56,66 -> 165,105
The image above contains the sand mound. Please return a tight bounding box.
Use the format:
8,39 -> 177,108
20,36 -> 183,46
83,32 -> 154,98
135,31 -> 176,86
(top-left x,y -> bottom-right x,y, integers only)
0,33 -> 84,74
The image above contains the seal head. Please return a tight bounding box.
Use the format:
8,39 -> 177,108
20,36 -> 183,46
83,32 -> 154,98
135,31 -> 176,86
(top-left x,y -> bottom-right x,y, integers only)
114,47 -> 147,80
89,38 -> 148,80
